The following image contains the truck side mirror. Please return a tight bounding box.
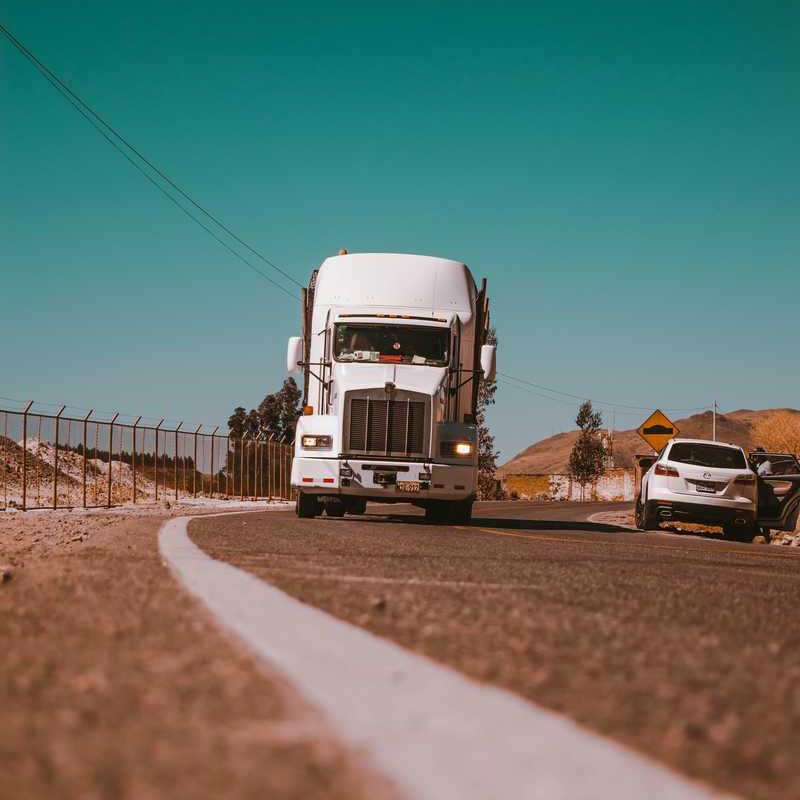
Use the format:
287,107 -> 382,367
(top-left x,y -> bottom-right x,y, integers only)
286,336 -> 303,373
480,344 -> 496,381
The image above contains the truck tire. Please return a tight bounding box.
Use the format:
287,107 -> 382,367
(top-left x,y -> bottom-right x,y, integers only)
296,492 -> 321,519
424,501 -> 450,525
449,498 -> 474,524
324,500 -> 346,517
346,498 -> 367,515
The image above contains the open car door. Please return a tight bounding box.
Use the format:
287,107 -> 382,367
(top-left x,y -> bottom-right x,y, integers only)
757,474 -> 800,532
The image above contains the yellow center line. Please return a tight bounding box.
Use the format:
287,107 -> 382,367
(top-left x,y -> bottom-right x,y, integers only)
452,525 -> 800,561
453,526 -> 578,544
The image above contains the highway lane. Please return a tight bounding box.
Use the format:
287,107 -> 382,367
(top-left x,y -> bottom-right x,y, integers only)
190,501 -> 800,800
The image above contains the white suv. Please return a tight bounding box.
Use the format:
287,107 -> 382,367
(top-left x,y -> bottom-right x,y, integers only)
636,438 -> 758,536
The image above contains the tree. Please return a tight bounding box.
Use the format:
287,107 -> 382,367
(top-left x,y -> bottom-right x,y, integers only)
752,411 -> 800,455
477,327 -> 500,500
258,377 -> 302,440
568,400 -> 606,500
228,378 -> 302,441
227,407 -> 247,439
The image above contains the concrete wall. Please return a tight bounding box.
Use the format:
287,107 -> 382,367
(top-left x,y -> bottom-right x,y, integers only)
503,469 -> 635,502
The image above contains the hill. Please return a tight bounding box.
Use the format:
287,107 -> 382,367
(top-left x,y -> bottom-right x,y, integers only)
498,408 -> 800,476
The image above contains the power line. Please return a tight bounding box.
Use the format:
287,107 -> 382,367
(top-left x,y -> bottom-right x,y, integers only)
0,25 -> 724,420
497,377 -> 654,419
497,372 -> 710,415
0,22 -> 301,298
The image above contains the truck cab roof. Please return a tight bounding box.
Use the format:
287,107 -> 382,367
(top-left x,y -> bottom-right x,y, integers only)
314,253 -> 476,322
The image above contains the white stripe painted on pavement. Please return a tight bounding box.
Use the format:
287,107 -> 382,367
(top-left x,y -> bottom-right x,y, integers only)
160,515 -> 735,800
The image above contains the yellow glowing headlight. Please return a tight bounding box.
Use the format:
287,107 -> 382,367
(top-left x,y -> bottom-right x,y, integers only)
455,442 -> 473,456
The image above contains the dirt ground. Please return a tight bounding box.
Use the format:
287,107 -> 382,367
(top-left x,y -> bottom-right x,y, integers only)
0,506 -> 399,800
591,507 -> 800,545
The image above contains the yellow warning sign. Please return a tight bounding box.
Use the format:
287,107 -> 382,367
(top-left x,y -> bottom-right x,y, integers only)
637,409 -> 680,452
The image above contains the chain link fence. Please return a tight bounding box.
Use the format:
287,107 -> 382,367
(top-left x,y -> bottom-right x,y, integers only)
0,402 -> 293,510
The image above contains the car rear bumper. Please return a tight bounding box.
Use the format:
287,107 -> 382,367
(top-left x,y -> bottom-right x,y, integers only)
645,497 -> 756,525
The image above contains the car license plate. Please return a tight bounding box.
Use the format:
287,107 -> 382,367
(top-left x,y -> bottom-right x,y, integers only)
396,480 -> 420,493
695,482 -> 716,494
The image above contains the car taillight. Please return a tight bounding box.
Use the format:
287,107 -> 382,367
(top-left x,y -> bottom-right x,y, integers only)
654,463 -> 679,477
734,473 -> 756,485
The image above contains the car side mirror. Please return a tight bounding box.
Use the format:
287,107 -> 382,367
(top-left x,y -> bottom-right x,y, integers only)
480,344 -> 496,381
286,336 -> 303,373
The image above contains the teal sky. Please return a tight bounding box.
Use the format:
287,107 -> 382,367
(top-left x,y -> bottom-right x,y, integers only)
2,1 -> 798,461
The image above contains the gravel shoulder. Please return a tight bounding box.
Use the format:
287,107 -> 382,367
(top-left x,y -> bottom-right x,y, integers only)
590,508 -> 800,545
0,506 -> 398,800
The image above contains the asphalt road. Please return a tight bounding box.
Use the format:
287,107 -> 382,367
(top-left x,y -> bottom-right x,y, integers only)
190,501 -> 800,800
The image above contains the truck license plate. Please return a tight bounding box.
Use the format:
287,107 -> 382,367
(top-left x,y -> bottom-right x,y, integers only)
396,480 -> 420,493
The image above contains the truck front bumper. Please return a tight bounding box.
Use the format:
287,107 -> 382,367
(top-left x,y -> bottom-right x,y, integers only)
291,457 -> 476,501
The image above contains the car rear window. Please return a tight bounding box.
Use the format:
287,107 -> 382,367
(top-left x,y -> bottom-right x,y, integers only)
668,443 -> 746,469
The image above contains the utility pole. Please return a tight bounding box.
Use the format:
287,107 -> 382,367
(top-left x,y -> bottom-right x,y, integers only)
712,400 -> 717,441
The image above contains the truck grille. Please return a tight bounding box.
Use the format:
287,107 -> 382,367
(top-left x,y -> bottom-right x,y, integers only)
345,395 -> 427,457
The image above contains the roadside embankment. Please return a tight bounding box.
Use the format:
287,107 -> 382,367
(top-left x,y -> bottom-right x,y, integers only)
0,505 -> 397,800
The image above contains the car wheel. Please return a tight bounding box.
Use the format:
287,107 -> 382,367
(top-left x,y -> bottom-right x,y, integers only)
296,492 -> 321,519
722,524 -> 757,542
635,496 -> 658,531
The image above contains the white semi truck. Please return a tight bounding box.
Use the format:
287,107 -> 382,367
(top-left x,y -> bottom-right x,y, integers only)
286,251 -> 495,523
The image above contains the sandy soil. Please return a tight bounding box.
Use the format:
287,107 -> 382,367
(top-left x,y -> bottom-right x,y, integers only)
0,505 -> 398,800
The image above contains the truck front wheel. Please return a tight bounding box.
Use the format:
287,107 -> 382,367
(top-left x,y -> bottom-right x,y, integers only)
296,492 -> 321,519
424,501 -> 449,525
449,498 -> 474,524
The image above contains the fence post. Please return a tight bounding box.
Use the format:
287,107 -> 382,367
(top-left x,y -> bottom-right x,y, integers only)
278,435 -> 285,499
21,401 -> 33,511
267,434 -> 275,500
174,422 -> 182,505
193,424 -> 201,497
154,419 -> 164,502
132,416 -> 141,504
226,436 -> 231,497
240,435 -> 246,502
52,405 -> 66,509
210,426 -> 219,498
107,412 -> 119,508
286,439 -> 294,500
82,410 -> 92,508
286,440 -> 291,499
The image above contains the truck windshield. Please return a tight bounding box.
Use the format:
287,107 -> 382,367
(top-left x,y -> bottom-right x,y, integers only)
334,324 -> 449,366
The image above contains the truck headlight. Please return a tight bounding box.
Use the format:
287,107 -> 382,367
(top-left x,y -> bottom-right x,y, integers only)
301,435 -> 332,449
441,441 -> 473,457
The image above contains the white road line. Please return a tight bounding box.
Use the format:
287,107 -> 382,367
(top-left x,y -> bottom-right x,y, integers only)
160,515 -> 735,800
